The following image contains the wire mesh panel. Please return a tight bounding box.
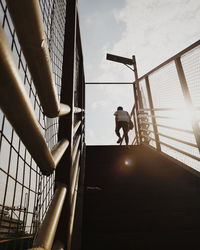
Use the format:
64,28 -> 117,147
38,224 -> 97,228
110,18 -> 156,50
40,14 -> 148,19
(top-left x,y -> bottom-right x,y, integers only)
0,0 -> 67,248
134,42 -> 200,172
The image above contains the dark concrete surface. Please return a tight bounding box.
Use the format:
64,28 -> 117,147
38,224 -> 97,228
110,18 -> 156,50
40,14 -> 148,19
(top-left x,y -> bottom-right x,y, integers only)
82,145 -> 200,250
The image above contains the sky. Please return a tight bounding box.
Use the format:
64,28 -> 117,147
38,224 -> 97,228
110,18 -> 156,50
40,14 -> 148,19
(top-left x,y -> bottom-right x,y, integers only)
78,0 -> 200,145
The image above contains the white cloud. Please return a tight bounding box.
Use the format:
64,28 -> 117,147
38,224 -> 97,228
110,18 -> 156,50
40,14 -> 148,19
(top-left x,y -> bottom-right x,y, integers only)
110,0 -> 200,75
91,100 -> 109,110
80,0 -> 200,145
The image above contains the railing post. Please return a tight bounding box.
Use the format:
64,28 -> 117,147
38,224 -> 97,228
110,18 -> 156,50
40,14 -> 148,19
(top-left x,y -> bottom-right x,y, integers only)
132,56 -> 144,144
132,56 -> 143,110
133,84 -> 140,144
55,0 -> 77,248
175,57 -> 200,152
145,76 -> 161,151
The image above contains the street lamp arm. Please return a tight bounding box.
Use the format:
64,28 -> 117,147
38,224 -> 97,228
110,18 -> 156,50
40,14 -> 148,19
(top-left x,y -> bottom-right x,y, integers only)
123,63 -> 135,72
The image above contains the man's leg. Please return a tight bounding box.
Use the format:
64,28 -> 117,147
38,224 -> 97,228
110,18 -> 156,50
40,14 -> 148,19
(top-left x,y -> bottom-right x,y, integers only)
122,122 -> 129,145
115,122 -> 122,143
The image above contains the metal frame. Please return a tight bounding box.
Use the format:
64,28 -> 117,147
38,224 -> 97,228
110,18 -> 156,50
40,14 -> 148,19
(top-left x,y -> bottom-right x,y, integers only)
128,40 -> 200,171
5,0 -> 70,118
0,1 -> 85,250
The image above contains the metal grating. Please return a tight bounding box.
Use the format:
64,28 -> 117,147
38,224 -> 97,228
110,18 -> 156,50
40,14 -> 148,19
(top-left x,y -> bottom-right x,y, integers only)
0,0 -> 66,246
135,41 -> 200,172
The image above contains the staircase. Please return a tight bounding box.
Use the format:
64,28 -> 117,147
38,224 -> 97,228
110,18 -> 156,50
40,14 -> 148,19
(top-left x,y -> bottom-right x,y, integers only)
82,145 -> 200,250
0,206 -> 25,240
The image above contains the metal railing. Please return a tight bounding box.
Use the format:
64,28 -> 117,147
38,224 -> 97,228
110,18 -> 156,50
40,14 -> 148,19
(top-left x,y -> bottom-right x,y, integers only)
0,1 -> 85,250
128,40 -> 200,172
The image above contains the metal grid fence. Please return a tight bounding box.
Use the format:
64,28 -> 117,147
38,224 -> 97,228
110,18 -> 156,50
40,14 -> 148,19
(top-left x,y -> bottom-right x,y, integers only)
133,41 -> 200,172
0,0 -> 66,246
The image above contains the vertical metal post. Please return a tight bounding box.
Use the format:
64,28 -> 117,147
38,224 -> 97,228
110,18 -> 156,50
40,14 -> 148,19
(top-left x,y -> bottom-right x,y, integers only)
132,56 -> 144,144
175,57 -> 200,152
145,76 -> 161,151
55,0 -> 77,248
132,84 -> 140,144
70,22 -> 86,249
132,56 -> 143,110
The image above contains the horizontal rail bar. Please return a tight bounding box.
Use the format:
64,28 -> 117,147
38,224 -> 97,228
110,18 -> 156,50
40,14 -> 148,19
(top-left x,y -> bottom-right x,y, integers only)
72,135 -> 81,164
158,132 -> 198,148
71,150 -> 80,199
141,128 -> 197,148
139,114 -> 179,120
0,26 -> 55,175
59,104 -> 71,117
139,107 -> 187,112
74,107 -> 82,113
73,121 -> 81,136
85,82 -> 133,85
140,107 -> 200,111
0,235 -> 34,244
52,240 -> 65,250
156,123 -> 193,134
140,120 -> 193,134
131,137 -> 137,145
138,40 -> 200,81
142,135 -> 200,161
5,0 -> 69,118
68,169 -> 79,249
51,139 -> 69,166
32,184 -> 67,250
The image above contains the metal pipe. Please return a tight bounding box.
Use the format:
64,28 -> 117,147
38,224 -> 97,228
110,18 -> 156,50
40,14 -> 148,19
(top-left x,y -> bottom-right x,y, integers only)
72,135 -> 81,164
74,107 -> 82,113
85,82 -> 133,85
175,57 -> 200,153
32,184 -> 67,250
67,169 -> 79,250
59,104 -> 71,117
73,121 -> 81,136
143,135 -> 200,161
71,150 -> 80,199
0,26 -> 55,175
51,139 -> 69,166
5,0 -> 70,118
138,40 -> 200,81
52,241 -> 65,250
140,128 -> 198,148
145,76 -> 161,151
141,121 -> 193,134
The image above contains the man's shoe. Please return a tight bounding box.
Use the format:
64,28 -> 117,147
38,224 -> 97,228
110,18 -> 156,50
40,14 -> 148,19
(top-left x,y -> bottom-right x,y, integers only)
117,138 -> 122,143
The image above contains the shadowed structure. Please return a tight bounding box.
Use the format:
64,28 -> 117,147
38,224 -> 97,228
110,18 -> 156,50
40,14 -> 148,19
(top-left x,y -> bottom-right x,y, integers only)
82,145 -> 200,250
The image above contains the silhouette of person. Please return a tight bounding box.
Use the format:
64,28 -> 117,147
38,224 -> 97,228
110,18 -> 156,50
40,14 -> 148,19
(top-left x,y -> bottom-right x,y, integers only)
114,106 -> 131,145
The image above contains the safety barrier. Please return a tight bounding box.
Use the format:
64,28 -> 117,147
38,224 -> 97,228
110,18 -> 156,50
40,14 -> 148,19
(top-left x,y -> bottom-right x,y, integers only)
130,40 -> 200,172
0,0 -> 85,249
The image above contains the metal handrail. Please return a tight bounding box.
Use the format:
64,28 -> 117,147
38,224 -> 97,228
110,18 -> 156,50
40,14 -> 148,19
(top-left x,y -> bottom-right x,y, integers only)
140,120 -> 193,134
67,168 -> 80,250
142,134 -> 200,161
139,114 -> 183,120
74,107 -> 83,113
72,135 -> 81,164
5,0 -> 70,118
73,121 -> 81,136
138,40 -> 200,81
30,184 -> 67,250
141,128 -> 197,148
71,150 -> 80,199
52,240 -> 65,250
51,139 -> 69,166
139,107 -> 190,111
0,27 -> 68,175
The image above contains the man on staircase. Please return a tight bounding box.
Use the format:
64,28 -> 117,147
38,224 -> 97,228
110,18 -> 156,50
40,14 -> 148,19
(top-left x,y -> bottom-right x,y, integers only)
114,106 -> 131,145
